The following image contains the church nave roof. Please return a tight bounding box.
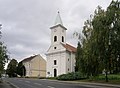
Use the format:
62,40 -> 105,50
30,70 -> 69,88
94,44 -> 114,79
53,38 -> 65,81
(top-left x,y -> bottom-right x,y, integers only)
62,43 -> 76,53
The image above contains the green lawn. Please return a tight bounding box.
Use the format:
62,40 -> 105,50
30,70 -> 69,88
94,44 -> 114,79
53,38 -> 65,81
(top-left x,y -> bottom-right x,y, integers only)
92,74 -> 120,80
77,74 -> 120,84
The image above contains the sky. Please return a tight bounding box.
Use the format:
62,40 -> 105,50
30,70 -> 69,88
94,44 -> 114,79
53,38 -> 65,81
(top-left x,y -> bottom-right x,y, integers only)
0,0 -> 112,62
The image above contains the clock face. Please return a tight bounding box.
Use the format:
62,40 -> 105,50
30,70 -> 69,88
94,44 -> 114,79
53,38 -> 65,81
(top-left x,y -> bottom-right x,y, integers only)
54,29 -> 57,32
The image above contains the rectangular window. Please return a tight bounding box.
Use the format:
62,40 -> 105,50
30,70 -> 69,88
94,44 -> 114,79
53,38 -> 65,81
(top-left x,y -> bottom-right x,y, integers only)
68,58 -> 69,61
54,36 -> 57,42
54,47 -> 57,49
62,36 -> 64,42
68,68 -> 69,71
54,60 -> 57,65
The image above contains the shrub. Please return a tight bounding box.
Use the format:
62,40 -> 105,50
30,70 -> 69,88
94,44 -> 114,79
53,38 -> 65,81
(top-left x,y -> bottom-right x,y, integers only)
57,72 -> 86,81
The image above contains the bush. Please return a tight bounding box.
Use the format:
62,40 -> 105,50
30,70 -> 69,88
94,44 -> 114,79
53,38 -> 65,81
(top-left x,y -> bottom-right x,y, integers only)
57,72 -> 86,81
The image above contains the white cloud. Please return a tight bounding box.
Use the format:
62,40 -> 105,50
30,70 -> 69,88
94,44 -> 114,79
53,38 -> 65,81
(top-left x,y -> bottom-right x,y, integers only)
0,0 -> 112,62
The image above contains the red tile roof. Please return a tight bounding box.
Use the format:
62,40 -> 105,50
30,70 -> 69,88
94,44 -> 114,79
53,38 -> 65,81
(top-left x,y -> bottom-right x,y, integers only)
22,55 -> 38,62
62,43 -> 76,53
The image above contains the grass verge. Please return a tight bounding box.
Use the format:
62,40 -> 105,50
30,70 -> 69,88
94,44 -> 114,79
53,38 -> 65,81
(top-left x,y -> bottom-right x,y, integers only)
76,74 -> 120,84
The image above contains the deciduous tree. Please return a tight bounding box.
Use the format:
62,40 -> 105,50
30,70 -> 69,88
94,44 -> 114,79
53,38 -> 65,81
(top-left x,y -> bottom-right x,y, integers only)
0,24 -> 8,77
17,61 -> 26,77
6,59 -> 18,77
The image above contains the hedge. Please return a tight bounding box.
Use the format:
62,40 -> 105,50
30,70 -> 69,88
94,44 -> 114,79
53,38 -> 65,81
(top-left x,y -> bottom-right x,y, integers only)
57,72 -> 86,81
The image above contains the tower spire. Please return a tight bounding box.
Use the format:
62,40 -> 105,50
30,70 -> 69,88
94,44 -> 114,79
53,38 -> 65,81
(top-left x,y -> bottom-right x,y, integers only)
54,11 -> 63,25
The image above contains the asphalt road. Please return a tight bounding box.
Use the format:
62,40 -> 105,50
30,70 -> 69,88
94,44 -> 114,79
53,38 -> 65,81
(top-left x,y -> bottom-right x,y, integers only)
3,78 -> 91,88
3,78 -> 118,88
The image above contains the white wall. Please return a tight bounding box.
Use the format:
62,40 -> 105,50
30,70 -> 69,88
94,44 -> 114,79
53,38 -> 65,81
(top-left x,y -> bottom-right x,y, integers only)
23,61 -> 31,77
47,50 -> 76,77
66,52 -> 76,73
47,51 -> 66,77
51,26 -> 66,45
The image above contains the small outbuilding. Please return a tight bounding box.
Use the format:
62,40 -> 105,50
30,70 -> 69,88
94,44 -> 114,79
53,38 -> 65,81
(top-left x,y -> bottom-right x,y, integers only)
22,54 -> 46,78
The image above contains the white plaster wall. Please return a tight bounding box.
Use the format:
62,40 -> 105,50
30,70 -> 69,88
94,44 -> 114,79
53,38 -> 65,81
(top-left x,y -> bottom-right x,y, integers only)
23,61 -> 31,77
47,44 -> 66,54
47,49 -> 76,77
51,26 -> 66,45
71,53 -> 76,72
66,52 -> 71,73
46,55 -> 53,77
46,51 -> 66,77
66,52 -> 76,73
57,52 -> 66,76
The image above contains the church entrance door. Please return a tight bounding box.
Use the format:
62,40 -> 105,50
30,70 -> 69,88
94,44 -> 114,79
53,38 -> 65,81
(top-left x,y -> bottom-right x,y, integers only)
54,69 -> 57,77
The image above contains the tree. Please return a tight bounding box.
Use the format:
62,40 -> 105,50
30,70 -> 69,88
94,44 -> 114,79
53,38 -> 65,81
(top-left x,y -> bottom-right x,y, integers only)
0,24 -> 9,77
17,61 -> 26,77
6,59 -> 18,77
80,0 -> 120,82
92,5 -> 109,81
75,42 -> 83,72
106,0 -> 120,74
91,0 -> 120,81
80,6 -> 105,77
73,0 -> 120,82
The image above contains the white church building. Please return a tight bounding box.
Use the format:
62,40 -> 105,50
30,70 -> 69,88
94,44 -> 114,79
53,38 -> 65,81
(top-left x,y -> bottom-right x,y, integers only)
46,12 -> 76,77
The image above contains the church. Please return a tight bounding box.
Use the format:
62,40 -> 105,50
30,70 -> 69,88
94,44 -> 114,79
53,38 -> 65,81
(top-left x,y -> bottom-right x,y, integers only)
46,12 -> 76,77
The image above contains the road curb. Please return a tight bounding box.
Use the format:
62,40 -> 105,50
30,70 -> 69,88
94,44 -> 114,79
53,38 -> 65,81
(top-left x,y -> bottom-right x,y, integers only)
64,81 -> 120,88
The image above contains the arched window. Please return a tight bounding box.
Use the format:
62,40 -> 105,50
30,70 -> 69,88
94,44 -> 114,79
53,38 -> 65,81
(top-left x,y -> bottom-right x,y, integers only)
54,36 -> 57,42
62,36 -> 64,42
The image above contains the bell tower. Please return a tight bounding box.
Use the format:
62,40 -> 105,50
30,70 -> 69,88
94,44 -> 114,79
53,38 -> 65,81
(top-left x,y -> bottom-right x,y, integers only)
47,12 -> 76,77
50,11 -> 67,46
